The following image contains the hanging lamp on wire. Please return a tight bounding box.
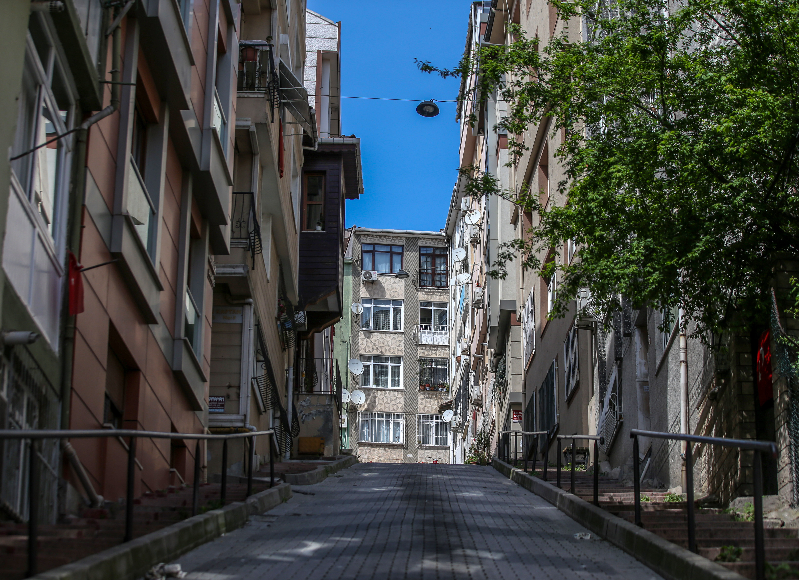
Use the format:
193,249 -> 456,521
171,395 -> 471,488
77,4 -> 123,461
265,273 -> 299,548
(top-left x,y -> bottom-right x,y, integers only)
416,99 -> 440,118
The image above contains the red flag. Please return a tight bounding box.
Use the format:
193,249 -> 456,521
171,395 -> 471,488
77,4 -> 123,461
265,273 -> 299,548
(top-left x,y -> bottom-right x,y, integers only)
68,252 -> 84,315
278,121 -> 284,178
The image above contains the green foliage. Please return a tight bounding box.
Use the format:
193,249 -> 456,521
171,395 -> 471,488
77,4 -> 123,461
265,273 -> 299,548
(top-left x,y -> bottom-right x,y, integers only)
766,562 -> 799,580
725,502 -> 755,522
664,492 -> 684,503
420,0 -> 799,335
715,545 -> 743,563
640,494 -> 651,502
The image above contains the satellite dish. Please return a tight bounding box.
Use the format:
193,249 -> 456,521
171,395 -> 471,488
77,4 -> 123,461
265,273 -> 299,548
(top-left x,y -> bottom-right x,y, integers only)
442,410 -> 454,422
342,389 -> 351,403
351,390 -> 366,405
453,247 -> 466,262
464,211 -> 481,225
351,302 -> 364,315
455,272 -> 471,285
348,359 -> 364,376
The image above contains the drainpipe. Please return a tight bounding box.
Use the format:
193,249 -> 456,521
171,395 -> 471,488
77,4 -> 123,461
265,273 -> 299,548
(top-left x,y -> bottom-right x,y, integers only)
60,5 -> 123,432
679,307 -> 689,453
286,343 -> 295,460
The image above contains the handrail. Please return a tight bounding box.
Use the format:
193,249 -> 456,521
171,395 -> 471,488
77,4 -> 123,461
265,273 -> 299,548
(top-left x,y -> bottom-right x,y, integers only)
630,429 -> 776,580
0,428 -> 278,578
555,434 -> 605,503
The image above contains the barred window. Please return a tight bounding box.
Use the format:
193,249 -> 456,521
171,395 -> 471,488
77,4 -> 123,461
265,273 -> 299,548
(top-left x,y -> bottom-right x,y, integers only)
419,358 -> 448,391
360,356 -> 402,389
417,414 -> 449,446
359,412 -> 404,443
361,299 -> 403,331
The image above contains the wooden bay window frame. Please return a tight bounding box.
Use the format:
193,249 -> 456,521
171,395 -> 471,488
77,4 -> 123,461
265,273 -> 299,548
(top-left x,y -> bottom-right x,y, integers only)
302,172 -> 325,231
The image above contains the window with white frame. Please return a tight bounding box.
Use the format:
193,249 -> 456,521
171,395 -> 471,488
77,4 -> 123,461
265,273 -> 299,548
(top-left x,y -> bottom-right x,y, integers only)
417,414 -> 449,446
661,305 -> 679,352
361,299 -> 403,331
547,269 -> 557,314
420,301 -> 447,331
4,22 -> 76,346
359,412 -> 404,443
360,356 -> 402,389
567,238 -> 576,263
522,290 -> 535,364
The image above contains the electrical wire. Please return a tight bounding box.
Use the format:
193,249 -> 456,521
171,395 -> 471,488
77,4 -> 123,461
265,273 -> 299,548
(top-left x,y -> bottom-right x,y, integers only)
304,92 -> 460,103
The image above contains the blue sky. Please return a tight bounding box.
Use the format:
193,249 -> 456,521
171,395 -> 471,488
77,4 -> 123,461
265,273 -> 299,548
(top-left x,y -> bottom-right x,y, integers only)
306,1 -> 470,232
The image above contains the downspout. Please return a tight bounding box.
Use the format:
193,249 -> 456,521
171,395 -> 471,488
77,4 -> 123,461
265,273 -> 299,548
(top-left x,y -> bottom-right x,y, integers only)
59,5 -> 124,507
679,307 -> 689,452
286,343 -> 295,460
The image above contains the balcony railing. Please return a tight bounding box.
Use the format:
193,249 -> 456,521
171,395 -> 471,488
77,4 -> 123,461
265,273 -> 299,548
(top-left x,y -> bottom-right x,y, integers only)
238,41 -> 279,121
598,369 -> 622,452
297,357 -> 335,395
417,324 -> 448,345
231,192 -> 262,269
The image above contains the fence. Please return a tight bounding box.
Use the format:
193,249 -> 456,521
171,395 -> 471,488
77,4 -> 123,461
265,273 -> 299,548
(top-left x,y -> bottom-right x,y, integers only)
630,429 -> 778,580
0,428 -> 279,578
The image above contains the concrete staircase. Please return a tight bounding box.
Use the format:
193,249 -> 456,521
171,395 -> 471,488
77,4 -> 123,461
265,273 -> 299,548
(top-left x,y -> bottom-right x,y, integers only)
534,467 -> 799,579
0,482 -> 272,580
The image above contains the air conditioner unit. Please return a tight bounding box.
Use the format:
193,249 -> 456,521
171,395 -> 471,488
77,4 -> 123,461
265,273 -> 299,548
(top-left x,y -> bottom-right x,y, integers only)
361,270 -> 378,282
473,287 -> 484,307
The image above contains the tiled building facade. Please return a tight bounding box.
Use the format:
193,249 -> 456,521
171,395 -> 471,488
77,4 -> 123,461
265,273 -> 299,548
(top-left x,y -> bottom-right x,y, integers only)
347,228 -> 451,463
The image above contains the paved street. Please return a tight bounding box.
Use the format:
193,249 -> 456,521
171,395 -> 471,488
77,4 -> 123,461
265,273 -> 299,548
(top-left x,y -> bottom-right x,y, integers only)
175,464 -> 662,580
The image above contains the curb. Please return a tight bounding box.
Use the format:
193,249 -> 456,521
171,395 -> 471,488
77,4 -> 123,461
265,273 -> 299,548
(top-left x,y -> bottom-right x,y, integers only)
32,483 -> 293,580
284,455 -> 358,485
492,459 -> 746,580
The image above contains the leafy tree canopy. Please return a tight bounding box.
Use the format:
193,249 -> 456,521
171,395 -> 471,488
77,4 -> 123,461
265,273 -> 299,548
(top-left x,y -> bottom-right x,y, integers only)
420,0 -> 799,335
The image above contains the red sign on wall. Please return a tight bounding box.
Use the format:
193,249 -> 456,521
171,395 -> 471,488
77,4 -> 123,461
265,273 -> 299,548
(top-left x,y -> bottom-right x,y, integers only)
512,410 -> 523,422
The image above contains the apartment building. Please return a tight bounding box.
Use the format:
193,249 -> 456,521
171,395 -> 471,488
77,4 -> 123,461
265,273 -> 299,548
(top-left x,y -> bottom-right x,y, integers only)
346,228 -> 451,463
445,2 -> 524,465
208,0 -> 312,471
468,0 -> 787,504
291,10 -> 364,458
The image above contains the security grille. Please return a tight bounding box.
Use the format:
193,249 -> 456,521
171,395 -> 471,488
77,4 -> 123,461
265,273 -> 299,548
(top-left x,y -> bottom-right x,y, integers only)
563,323 -> 579,400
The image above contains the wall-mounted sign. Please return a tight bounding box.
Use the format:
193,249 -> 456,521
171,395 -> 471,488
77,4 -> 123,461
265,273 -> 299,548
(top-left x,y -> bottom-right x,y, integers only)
212,306 -> 242,324
512,410 -> 523,423
209,396 -> 226,413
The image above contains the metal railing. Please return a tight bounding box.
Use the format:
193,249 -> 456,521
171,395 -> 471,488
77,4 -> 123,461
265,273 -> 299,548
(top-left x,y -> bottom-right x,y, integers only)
297,356 -> 335,394
238,41 -> 279,119
417,324 -> 448,345
0,428 -> 279,578
630,429 -> 778,580
231,192 -> 262,269
556,434 -> 604,505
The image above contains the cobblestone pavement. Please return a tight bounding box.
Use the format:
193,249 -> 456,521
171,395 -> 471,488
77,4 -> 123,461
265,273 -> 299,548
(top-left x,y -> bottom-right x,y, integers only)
175,463 -> 662,580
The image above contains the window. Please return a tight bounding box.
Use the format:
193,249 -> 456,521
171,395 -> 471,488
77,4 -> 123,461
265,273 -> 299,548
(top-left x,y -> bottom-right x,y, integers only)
362,244 -> 403,274
303,173 -> 325,231
567,238 -> 576,263
536,359 -> 557,447
4,26 -> 75,346
563,324 -> 579,400
420,301 -> 447,331
184,224 -> 205,353
661,305 -> 679,352
131,107 -> 148,174
419,247 -> 448,287
522,290 -> 535,364
417,414 -> 449,446
360,356 -> 402,389
361,299 -> 402,331
547,269 -> 557,314
419,358 -> 448,391
359,412 -> 404,443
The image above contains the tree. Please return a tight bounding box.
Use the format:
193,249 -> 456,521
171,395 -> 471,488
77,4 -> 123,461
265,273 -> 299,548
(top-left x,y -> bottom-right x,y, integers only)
420,0 -> 799,335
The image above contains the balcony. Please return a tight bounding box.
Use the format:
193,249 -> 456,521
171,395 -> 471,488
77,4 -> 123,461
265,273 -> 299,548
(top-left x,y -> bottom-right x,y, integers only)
297,357 -> 336,395
231,192 -> 262,269
238,41 -> 279,121
417,324 -> 448,346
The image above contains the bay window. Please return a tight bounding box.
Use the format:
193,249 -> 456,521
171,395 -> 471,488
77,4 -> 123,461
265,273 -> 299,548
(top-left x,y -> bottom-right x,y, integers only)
359,412 -> 404,444
360,356 -> 402,389
4,27 -> 75,347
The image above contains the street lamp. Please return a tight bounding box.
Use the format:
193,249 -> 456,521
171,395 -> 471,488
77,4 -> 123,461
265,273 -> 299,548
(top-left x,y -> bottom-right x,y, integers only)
396,269 -> 410,280
416,100 -> 439,118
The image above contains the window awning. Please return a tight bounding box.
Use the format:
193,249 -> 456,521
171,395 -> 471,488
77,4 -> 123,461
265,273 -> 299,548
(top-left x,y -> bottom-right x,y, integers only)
279,60 -> 317,145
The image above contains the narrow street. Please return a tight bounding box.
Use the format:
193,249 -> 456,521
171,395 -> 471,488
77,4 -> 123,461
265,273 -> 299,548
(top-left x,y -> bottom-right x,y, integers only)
175,465 -> 662,580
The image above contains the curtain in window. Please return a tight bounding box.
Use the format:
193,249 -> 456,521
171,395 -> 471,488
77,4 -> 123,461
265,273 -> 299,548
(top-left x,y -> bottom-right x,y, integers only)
373,357 -> 389,388
392,303 -> 402,330
434,307 -> 447,330
392,419 -> 402,443
390,358 -> 401,388
372,300 -> 391,330
374,245 -> 391,273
